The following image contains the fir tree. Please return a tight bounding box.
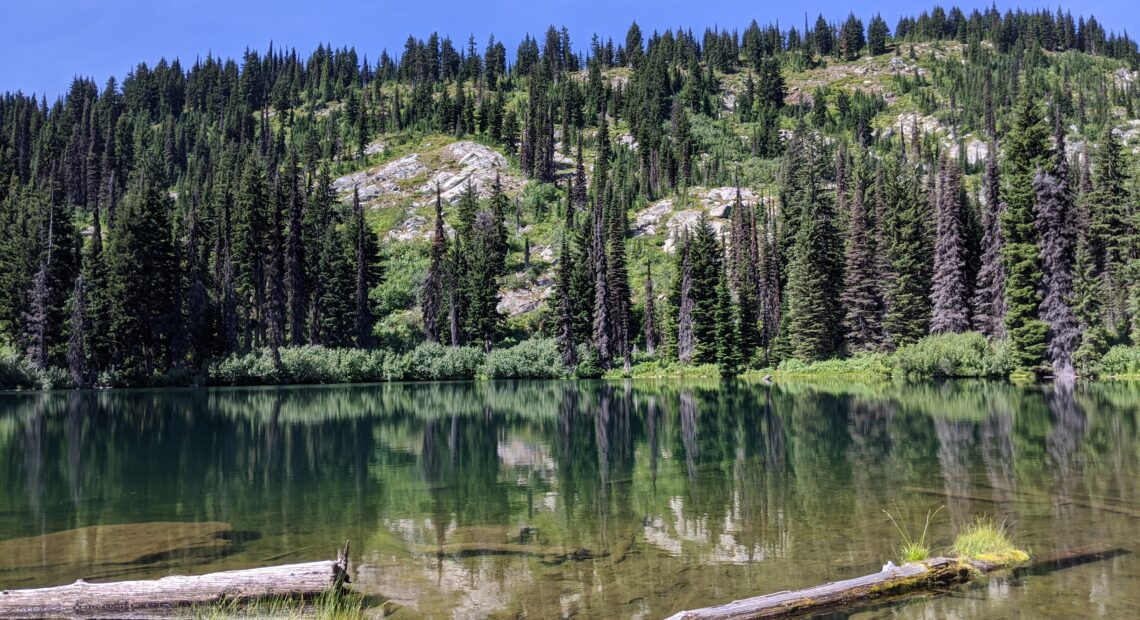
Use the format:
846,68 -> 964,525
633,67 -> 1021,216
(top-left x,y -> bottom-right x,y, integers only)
973,144 -> 1007,339
842,182 -> 885,351
423,186 -> 447,343
644,260 -> 658,356
555,201 -> 577,367
350,185 -> 380,347
266,180 -> 287,367
677,236 -> 696,364
715,265 -> 742,377
1001,94 -> 1051,369
1034,113 -> 1080,377
930,156 -> 970,333
785,136 -> 844,361
284,154 -> 308,345
66,274 -> 89,386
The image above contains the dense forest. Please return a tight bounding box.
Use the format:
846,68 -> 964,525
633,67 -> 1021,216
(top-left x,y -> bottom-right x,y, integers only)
1,4 -> 1139,387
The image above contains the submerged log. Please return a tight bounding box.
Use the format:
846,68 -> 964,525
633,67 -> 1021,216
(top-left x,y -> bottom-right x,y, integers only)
0,541 -> 351,619
664,545 -> 1128,620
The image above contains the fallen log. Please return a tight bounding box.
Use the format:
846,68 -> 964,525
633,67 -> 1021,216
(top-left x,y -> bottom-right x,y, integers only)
0,541 -> 351,619
411,541 -> 604,563
663,544 -> 1128,620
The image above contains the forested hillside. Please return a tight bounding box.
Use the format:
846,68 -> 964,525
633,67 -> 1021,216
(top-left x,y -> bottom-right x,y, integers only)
2,5 -> 1139,387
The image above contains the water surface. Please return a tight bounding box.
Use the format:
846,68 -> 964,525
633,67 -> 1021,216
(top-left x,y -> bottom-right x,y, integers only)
1,380 -> 1138,618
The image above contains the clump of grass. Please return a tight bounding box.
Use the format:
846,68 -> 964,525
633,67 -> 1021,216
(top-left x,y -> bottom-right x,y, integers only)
883,505 -> 943,564
190,590 -> 368,619
951,516 -> 1029,566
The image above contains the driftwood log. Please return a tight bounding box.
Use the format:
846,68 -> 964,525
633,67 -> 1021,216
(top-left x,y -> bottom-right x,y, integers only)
0,541 -> 351,619
664,545 -> 1128,620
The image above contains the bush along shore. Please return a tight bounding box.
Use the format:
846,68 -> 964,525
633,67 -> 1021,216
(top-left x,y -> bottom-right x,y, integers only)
5,333 -> 1140,390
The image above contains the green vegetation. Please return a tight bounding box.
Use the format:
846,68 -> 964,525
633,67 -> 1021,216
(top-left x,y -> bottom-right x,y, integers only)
1,5 -> 1138,389
190,590 -> 369,620
951,516 -> 1029,566
883,505 -> 943,564
890,333 -> 1012,378
1090,345 -> 1140,379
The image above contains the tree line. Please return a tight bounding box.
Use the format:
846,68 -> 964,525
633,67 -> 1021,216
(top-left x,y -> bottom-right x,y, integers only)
1,4 -> 1139,385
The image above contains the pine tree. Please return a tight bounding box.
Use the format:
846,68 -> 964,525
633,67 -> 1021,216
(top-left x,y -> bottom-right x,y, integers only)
591,188 -> 611,367
24,263 -> 50,371
66,274 -> 89,386
1034,112 -> 1080,377
785,136 -> 844,361
265,180 -> 287,367
884,153 -> 933,346
715,265 -> 742,377
867,14 -> 890,55
1087,125 -> 1130,332
644,260 -> 658,356
677,236 -> 696,364
104,154 -> 179,377
350,186 -> 380,347
973,144 -> 1007,339
284,154 -> 308,345
555,201 -> 577,367
423,186 -> 447,342
930,156 -> 970,333
842,182 -> 885,351
1001,94 -> 1051,369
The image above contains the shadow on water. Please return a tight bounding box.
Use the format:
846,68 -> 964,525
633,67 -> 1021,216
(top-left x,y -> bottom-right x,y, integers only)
0,379 -> 1138,617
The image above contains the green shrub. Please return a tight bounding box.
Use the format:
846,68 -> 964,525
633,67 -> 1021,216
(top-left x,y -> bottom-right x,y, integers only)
0,351 -> 37,390
574,345 -> 603,379
776,353 -> 891,376
1090,345 -> 1140,377
890,332 -> 1011,378
206,346 -> 390,386
403,342 -> 485,380
482,338 -> 566,379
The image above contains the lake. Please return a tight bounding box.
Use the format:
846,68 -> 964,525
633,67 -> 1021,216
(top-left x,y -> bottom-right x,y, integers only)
1,380 -> 1138,618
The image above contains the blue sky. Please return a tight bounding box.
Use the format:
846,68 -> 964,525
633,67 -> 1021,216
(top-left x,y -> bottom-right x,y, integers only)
2,1 -> 1137,98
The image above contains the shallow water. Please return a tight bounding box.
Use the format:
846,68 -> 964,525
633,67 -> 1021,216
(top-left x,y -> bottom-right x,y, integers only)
1,379 -> 1138,618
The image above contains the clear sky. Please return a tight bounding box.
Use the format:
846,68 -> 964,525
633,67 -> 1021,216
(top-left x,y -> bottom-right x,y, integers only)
2,1 -> 1137,98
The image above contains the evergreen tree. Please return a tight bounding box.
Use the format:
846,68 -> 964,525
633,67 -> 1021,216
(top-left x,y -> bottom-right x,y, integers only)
715,265 -> 742,377
931,156 -> 970,333
1001,94 -> 1051,369
868,14 -> 890,55
973,144 -> 1007,339
423,186 -> 447,343
785,136 -> 844,361
676,236 -> 696,364
104,154 -> 179,377
1034,114 -> 1080,377
842,182 -> 885,351
555,201 -> 577,367
350,186 -> 380,347
66,274 -> 89,386
266,180 -> 287,366
284,154 -> 308,345
644,260 -> 658,356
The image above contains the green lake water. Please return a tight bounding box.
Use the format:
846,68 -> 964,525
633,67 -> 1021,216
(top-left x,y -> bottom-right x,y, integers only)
1,380 -> 1138,618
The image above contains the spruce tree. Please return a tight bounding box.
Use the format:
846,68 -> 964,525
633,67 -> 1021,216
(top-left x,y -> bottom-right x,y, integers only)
266,180 -> 287,366
676,236 -> 696,363
842,183 -> 885,351
350,185 -> 380,347
555,201 -> 577,367
930,156 -> 970,333
284,154 -> 308,345
66,274 -> 89,386
1001,94 -> 1051,369
1034,113 -> 1080,377
644,260 -> 658,356
715,265 -> 742,377
973,144 -> 1007,339
785,136 -> 844,361
423,186 -> 447,343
